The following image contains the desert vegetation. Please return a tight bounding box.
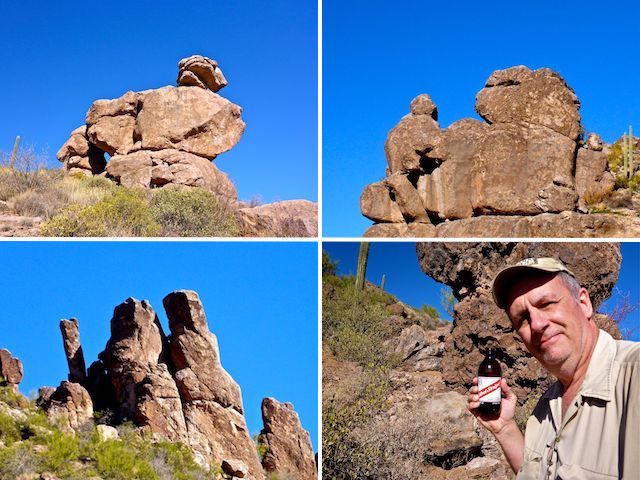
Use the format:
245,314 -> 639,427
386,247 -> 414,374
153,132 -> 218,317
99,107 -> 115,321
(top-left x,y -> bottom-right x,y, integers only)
0,148 -> 239,237
0,385 -> 220,480
322,250 -> 448,479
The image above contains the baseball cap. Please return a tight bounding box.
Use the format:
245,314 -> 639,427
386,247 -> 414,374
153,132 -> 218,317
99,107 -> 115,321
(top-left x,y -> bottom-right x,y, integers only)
491,257 -> 577,309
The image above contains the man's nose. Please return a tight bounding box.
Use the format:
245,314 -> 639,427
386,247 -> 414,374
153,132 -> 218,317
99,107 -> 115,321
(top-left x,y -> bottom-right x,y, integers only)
529,309 -> 549,333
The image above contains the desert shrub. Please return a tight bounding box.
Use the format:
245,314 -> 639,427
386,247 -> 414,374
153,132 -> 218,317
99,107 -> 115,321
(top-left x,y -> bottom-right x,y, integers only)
92,438 -> 158,480
421,304 -> 439,319
41,188 -> 160,237
0,386 -> 30,409
0,441 -> 42,479
11,187 -> 70,218
41,429 -> 80,474
322,250 -> 338,277
582,185 -> 615,208
0,412 -> 20,445
150,441 -> 209,480
149,186 -> 238,237
323,278 -> 391,368
323,368 -> 390,480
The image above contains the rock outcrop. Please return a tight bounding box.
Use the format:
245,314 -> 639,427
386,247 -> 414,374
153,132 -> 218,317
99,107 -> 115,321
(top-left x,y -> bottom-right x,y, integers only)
0,349 -> 23,390
43,290 -> 314,479
416,242 -> 621,405
361,66 -> 632,237
258,397 -> 317,480
56,55 -> 244,200
59,318 -> 87,385
238,200 -> 319,237
42,381 -> 94,431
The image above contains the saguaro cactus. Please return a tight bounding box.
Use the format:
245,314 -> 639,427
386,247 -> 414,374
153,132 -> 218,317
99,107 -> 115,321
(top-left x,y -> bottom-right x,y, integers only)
380,274 -> 386,291
9,136 -> 20,170
355,242 -> 370,291
623,126 -> 635,180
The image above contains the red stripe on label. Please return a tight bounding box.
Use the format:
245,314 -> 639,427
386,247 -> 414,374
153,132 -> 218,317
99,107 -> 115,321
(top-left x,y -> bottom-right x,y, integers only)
478,379 -> 501,399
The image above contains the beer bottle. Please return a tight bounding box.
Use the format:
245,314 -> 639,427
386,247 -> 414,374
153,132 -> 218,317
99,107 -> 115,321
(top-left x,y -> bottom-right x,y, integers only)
477,348 -> 502,415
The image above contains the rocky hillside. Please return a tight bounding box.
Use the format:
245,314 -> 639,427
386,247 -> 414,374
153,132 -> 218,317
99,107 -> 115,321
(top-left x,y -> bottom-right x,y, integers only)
361,66 -> 640,237
322,243 -> 623,479
0,290 -> 316,480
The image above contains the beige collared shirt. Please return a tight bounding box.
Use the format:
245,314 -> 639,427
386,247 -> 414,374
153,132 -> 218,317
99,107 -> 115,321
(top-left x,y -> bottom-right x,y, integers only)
518,330 -> 640,480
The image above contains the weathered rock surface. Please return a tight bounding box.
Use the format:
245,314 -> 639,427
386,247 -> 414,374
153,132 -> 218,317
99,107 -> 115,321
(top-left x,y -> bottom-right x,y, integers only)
365,211 -> 640,237
43,381 -> 94,431
57,55 -> 244,199
238,200 -> 318,237
416,242 -> 621,405
99,298 -> 187,441
177,55 -> 228,92
59,318 -> 87,385
0,349 -> 23,387
258,397 -> 317,480
106,149 -> 237,201
163,290 -> 264,479
361,66 -> 631,237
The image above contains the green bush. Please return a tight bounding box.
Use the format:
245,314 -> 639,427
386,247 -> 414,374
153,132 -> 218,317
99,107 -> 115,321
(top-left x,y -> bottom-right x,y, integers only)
0,386 -> 30,409
323,276 -> 395,368
149,185 -> 238,237
92,438 -> 158,480
0,412 -> 21,445
41,188 -> 161,237
41,430 -> 80,474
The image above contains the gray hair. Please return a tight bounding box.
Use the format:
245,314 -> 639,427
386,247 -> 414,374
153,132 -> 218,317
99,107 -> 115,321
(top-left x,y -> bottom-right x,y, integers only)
557,271 -> 582,301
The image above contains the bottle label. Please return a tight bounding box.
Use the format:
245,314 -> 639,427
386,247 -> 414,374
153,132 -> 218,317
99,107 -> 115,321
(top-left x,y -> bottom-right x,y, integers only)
478,376 -> 501,403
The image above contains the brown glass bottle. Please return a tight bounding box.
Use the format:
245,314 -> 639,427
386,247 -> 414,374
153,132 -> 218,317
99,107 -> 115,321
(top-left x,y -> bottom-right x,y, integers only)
477,348 -> 502,415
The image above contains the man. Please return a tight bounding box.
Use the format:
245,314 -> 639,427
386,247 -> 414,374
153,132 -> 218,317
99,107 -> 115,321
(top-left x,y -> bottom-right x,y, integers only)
467,257 -> 639,479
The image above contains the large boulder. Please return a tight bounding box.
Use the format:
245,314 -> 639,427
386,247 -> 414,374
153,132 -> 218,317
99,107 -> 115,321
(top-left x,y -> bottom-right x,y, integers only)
59,318 -> 87,385
177,55 -> 228,92
475,66 -> 581,140
106,149 -> 238,201
359,66 -> 640,237
238,200 -> 318,237
416,242 -> 621,404
0,349 -> 23,388
43,381 -> 94,431
258,398 -> 317,480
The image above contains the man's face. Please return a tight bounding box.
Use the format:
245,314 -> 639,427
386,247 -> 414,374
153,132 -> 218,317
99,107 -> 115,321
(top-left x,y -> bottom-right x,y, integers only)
505,273 -> 593,371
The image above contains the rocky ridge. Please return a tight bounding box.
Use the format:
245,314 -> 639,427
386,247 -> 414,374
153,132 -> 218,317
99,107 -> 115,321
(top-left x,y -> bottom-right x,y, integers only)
5,290 -> 316,480
55,55 -> 317,237
360,66 -> 640,237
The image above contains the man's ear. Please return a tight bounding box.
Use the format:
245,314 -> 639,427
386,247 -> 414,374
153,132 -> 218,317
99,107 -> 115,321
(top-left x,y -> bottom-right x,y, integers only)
578,288 -> 593,320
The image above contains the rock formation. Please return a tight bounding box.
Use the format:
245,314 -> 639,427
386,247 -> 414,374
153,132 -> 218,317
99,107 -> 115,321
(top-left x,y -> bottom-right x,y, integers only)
361,66 -> 639,237
59,318 -> 87,385
55,54 -> 318,237
416,242 -> 621,405
42,381 -> 94,431
56,55 -> 243,203
258,397 -> 317,480
36,290 -> 315,479
0,349 -> 23,391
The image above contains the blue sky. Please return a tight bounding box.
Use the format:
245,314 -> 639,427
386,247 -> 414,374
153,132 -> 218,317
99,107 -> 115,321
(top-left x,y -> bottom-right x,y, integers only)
323,0 -> 640,236
323,242 -> 639,341
0,0 -> 317,203
0,241 -> 318,450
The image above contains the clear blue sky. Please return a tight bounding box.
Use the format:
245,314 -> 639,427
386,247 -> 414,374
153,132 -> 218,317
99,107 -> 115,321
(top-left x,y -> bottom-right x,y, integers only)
323,0 -> 640,236
0,241 -> 318,450
0,0 -> 317,203
323,242 -> 640,341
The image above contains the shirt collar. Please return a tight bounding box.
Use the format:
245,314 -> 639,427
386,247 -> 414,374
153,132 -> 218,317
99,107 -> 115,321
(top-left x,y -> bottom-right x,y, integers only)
579,329 -> 616,402
541,329 -> 616,402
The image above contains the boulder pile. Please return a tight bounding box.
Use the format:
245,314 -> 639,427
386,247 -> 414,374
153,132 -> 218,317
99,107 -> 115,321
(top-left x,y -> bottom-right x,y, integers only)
416,242 -> 622,405
56,55 -> 242,202
35,290 -> 315,479
56,55 -> 318,237
361,66 -> 640,237
0,349 -> 23,392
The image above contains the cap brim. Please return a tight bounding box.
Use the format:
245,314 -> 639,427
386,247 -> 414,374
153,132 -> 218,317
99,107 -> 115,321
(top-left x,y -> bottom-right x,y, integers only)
492,265 -> 566,309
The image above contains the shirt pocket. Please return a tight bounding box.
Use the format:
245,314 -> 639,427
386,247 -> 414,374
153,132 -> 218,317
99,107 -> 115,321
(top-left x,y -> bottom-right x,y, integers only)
556,464 -> 617,479
517,447 -> 544,480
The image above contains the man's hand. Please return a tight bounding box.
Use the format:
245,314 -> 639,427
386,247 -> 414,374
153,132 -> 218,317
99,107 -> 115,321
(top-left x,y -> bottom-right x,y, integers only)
467,377 -> 518,434
467,377 -> 524,474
